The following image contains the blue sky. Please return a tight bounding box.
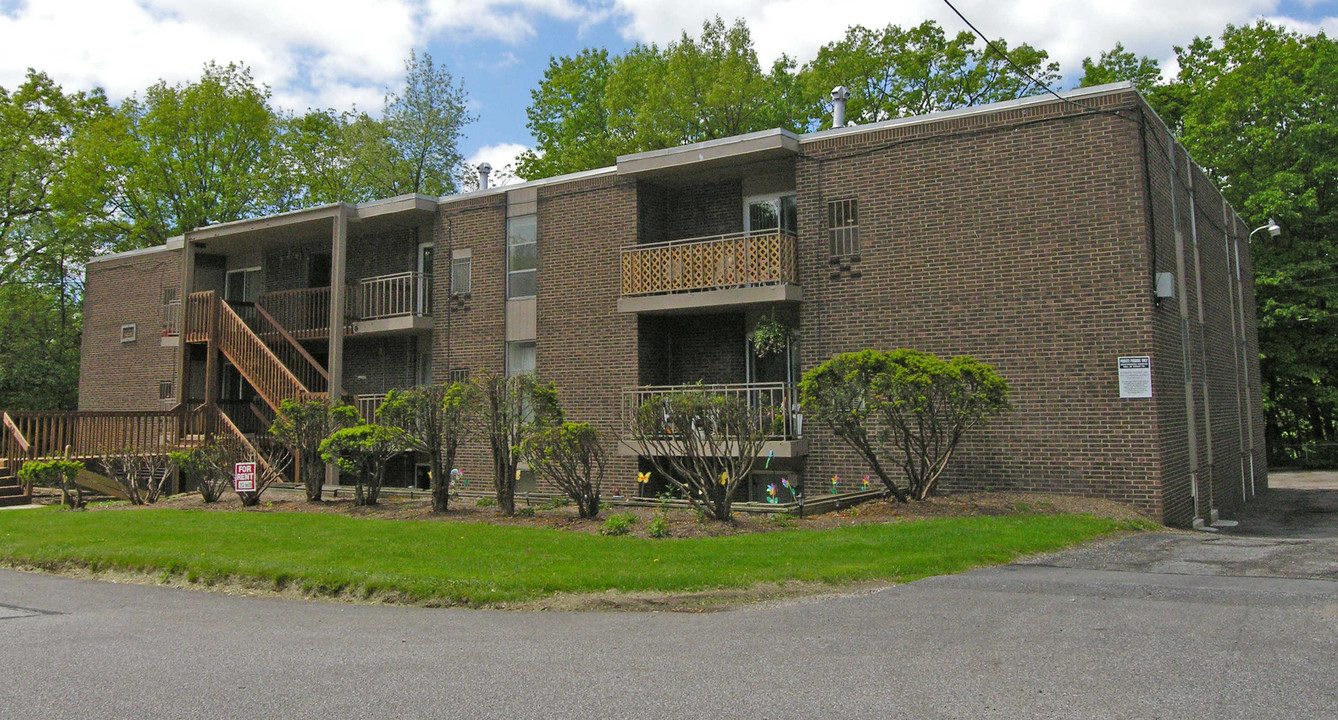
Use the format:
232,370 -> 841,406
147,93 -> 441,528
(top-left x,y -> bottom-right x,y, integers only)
2,0 -> 1335,182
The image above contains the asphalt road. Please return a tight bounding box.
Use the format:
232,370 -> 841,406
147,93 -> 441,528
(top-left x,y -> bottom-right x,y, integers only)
2,479 -> 1336,720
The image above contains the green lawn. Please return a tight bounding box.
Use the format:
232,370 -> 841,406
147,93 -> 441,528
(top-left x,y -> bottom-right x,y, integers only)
0,508 -> 1144,607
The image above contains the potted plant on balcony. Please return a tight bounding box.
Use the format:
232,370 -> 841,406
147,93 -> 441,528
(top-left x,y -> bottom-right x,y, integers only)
750,313 -> 792,359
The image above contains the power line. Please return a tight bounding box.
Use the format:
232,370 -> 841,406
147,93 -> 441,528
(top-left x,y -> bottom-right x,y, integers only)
940,0 -> 1139,124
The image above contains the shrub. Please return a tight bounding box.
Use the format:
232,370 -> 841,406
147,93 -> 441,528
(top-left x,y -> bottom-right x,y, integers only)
648,514 -> 670,538
476,496 -> 497,508
622,386 -> 768,522
599,512 -> 638,536
319,424 -> 413,506
520,422 -> 605,518
376,382 -> 479,513
18,459 -> 84,508
99,449 -> 174,505
475,371 -> 563,516
801,349 -> 1010,500
516,506 -> 536,518
270,398 -> 359,502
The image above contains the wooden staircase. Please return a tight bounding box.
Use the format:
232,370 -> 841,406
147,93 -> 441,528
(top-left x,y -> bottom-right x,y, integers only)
186,291 -> 328,413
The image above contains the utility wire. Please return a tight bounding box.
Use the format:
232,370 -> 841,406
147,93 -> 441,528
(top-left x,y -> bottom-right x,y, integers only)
940,0 -> 1139,124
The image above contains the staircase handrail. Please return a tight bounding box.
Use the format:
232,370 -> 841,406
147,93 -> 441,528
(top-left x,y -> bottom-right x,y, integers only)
252,301 -> 330,383
214,297 -> 310,411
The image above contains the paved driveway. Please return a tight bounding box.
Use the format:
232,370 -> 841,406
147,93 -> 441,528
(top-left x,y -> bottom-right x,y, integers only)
2,477 -> 1335,719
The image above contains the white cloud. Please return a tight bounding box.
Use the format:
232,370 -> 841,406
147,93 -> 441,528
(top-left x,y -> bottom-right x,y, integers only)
0,0 -> 419,112
467,142 -> 530,183
607,0 -> 1304,80
424,0 -> 590,42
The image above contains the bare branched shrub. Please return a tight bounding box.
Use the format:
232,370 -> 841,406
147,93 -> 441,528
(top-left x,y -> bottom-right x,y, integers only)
100,449 -> 175,505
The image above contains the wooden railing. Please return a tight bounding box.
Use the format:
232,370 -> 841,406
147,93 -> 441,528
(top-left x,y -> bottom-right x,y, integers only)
258,286 -> 335,339
215,296 -> 313,412
236,303 -> 329,394
184,291 -> 214,343
621,382 -> 801,441
355,271 -> 431,320
621,230 -> 798,296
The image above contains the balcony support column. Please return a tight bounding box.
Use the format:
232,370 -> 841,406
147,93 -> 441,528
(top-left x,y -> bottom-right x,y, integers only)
325,209 -> 350,493
177,236 -> 198,408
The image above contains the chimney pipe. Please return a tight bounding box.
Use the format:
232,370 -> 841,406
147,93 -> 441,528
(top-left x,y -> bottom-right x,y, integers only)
831,85 -> 850,129
477,162 -> 493,190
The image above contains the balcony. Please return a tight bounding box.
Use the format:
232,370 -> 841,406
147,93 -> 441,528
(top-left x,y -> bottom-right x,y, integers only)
617,230 -> 802,314
618,382 -> 807,457
161,299 -> 181,346
239,272 -> 431,340
354,393 -> 387,422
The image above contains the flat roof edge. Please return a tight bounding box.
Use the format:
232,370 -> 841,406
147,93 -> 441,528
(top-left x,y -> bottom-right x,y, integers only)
801,82 -> 1138,143
87,243 -> 177,265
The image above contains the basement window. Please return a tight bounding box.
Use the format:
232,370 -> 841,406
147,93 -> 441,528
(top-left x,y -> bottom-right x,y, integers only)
828,198 -> 860,259
159,380 -> 174,401
448,368 -> 470,384
121,323 -> 137,343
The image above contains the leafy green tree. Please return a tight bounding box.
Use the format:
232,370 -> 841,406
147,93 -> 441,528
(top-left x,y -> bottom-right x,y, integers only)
269,398 -> 359,501
319,424 -> 413,506
801,350 -> 1010,500
516,48 -> 619,180
519,17 -> 803,178
1078,42 -> 1162,91
798,20 -> 1060,128
87,62 -> 288,248
376,382 -> 479,512
520,422 -> 606,518
378,50 -> 472,196
1152,22 -> 1338,462
475,371 -> 562,516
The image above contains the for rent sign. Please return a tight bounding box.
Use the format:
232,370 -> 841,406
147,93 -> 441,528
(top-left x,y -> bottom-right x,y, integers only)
233,462 -> 257,492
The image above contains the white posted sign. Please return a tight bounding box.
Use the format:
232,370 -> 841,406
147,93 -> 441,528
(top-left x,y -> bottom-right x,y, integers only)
1118,356 -> 1152,399
233,462 -> 257,492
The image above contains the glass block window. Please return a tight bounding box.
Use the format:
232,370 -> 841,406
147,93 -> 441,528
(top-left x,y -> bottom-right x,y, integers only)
828,198 -> 860,258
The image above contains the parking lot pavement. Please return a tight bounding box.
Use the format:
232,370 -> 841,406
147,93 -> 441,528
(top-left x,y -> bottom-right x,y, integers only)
1,477 -> 1335,719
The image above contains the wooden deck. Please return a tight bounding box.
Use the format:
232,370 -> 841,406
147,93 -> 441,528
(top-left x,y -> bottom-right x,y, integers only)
2,405 -> 271,496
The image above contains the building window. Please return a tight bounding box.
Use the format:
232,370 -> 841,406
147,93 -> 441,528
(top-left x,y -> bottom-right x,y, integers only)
451,249 -> 472,296
448,368 -> 470,384
225,266 -> 262,303
162,287 -> 179,304
507,215 -> 537,299
120,323 -> 137,343
506,340 -> 535,377
159,380 -> 174,401
828,198 -> 859,258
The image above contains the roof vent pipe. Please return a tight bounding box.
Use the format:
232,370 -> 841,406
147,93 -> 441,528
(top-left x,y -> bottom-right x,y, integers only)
831,86 -> 850,129
477,162 -> 492,191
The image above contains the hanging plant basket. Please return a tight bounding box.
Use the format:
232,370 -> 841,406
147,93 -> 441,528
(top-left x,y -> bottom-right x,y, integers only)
751,314 -> 792,358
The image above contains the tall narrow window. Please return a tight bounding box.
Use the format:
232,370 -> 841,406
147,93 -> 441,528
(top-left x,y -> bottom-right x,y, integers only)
159,380 -> 174,401
828,198 -> 859,258
506,340 -> 536,377
507,215 -> 536,299
451,249 -> 472,296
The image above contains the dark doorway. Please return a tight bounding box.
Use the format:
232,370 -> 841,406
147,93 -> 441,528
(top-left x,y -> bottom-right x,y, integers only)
308,253 -> 332,288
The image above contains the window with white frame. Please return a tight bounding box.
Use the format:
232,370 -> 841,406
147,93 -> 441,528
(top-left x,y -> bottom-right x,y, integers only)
451,248 -> 472,296
121,323 -> 137,343
507,215 -> 536,299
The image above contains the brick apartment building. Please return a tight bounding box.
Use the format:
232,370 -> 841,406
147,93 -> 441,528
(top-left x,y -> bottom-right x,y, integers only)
76,82 -> 1266,527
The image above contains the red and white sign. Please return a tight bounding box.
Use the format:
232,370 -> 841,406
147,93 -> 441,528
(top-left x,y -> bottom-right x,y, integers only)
233,462 -> 257,492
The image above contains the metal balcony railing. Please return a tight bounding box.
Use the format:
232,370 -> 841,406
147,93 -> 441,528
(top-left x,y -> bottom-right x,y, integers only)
356,271 -> 432,321
161,300 -> 181,337
620,230 -> 798,297
621,382 -> 802,441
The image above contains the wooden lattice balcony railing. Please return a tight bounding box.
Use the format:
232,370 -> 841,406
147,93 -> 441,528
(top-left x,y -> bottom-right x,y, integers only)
620,230 -> 798,297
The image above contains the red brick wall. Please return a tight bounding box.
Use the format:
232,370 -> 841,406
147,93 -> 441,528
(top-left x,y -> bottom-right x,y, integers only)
79,248 -> 182,411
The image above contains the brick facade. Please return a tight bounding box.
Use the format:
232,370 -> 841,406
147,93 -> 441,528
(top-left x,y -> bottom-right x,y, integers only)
75,85 -> 1266,525
79,248 -> 182,411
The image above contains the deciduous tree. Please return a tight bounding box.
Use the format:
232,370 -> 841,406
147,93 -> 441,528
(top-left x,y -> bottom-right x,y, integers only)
376,382 -> 479,512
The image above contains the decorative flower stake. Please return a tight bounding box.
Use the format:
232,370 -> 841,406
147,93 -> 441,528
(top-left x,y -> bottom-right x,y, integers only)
766,483 -> 778,504
862,476 -> 870,491
831,475 -> 841,494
